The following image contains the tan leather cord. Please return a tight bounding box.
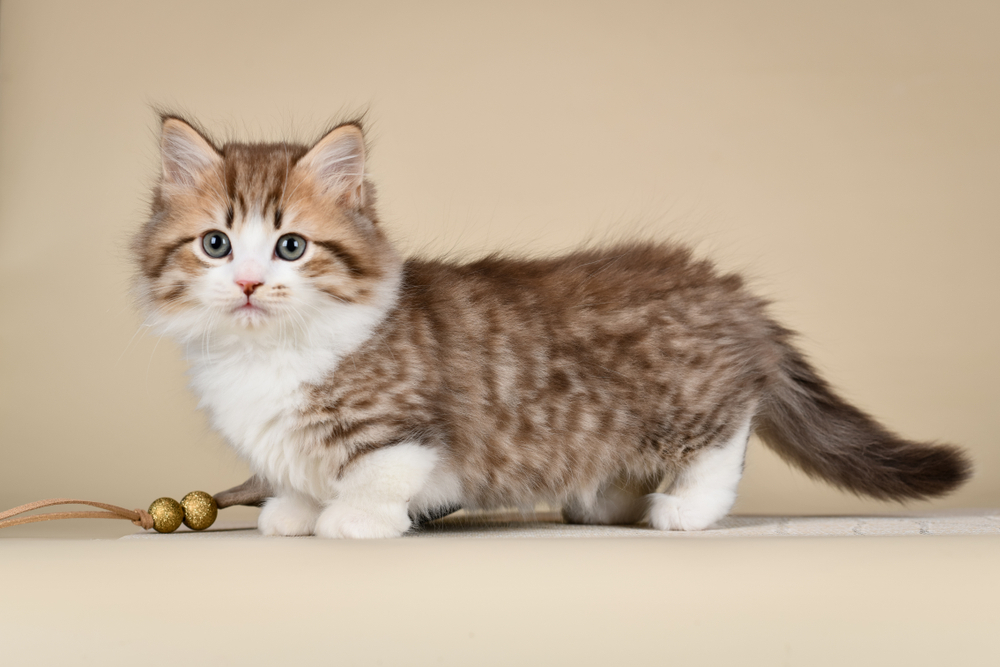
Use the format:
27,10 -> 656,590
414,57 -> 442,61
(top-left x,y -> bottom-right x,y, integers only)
0,498 -> 154,530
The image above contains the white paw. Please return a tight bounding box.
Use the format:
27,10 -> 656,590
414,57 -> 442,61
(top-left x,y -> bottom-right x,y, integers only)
258,495 -> 320,536
646,493 -> 730,531
314,501 -> 412,539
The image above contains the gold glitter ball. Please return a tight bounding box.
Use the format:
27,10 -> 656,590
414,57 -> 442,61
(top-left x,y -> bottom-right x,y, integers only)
180,491 -> 218,531
148,497 -> 184,533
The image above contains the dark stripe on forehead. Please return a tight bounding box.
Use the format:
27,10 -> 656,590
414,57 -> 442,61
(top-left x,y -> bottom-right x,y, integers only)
267,183 -> 285,229
224,162 -> 247,223
314,240 -> 367,277
225,205 -> 234,229
224,162 -> 239,214
218,143 -> 306,226
149,236 -> 196,280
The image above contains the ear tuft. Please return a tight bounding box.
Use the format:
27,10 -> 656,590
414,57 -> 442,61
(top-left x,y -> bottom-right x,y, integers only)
160,117 -> 221,186
297,124 -> 366,207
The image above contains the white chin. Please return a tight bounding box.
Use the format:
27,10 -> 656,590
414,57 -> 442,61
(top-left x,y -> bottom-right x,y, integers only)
233,308 -> 270,327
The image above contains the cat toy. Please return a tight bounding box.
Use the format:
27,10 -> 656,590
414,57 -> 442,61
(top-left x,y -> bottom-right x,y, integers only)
0,475 -> 458,533
0,476 -> 268,533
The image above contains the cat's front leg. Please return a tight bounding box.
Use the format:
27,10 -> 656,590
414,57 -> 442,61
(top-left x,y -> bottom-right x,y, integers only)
315,442 -> 439,539
258,492 -> 322,536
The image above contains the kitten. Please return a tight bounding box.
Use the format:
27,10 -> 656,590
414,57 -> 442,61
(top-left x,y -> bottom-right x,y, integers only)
134,115 -> 970,537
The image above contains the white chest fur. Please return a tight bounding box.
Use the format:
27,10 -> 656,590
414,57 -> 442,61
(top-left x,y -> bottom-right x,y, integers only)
190,340 -> 339,498
180,292 -> 398,500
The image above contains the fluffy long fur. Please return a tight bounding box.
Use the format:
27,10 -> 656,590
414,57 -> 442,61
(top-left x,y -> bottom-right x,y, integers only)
134,115 -> 970,537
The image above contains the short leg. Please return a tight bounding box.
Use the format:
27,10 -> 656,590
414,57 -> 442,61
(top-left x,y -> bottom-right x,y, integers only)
315,442 -> 438,539
258,492 -> 322,536
647,415 -> 752,531
563,474 -> 660,525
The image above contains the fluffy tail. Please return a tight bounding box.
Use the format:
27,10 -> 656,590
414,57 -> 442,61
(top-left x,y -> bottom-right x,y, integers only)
756,340 -> 971,501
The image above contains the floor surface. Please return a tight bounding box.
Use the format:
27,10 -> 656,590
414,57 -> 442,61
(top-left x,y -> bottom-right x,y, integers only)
3,511 -> 998,666
120,508 -> 1000,539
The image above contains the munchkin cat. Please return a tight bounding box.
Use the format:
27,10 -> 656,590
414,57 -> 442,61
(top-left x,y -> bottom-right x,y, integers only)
133,115 -> 970,538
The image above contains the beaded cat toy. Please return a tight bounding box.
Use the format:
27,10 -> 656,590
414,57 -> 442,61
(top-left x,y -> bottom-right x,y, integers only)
0,491 -> 219,533
0,475 -> 456,533
0,476 -> 272,533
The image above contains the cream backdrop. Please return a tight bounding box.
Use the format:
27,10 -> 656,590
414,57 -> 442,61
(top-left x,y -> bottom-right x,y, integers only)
1,0 -> 997,524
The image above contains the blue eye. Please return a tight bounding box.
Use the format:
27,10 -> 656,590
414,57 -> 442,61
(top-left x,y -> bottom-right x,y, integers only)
202,231 -> 231,258
276,234 -> 306,261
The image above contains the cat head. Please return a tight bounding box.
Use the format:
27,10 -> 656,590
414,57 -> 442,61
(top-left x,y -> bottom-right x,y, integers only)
134,116 -> 401,345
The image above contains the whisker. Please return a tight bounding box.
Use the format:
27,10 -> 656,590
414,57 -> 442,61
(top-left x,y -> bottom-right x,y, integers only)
116,315 -> 154,366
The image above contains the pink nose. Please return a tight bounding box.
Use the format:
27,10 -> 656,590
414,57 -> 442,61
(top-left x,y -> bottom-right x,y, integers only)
236,279 -> 263,296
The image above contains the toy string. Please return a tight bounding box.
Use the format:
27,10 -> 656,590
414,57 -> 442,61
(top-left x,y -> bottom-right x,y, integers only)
0,476 -> 458,532
0,498 -> 154,530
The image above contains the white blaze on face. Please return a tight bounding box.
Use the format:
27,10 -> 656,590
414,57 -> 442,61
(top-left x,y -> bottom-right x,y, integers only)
190,215 -> 289,327
229,217 -> 272,294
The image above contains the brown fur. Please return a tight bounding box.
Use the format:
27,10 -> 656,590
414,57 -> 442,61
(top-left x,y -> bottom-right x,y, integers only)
137,116 -> 971,523
301,245 -> 969,507
303,245 -> 770,507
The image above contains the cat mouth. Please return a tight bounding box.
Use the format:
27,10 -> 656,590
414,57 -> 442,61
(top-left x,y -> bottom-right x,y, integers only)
234,300 -> 266,314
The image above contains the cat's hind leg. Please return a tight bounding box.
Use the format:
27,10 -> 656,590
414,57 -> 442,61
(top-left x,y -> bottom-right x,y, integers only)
315,442 -> 438,539
647,414 -> 752,531
562,474 -> 659,526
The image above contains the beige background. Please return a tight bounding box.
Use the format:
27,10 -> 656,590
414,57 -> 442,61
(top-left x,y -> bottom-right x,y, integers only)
1,0 -> 998,519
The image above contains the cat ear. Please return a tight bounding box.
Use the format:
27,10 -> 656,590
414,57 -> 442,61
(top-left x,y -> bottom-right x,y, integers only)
297,124 -> 366,208
160,116 -> 222,187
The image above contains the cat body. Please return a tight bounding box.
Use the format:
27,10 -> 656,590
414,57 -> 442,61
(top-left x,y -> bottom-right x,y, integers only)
135,116 -> 969,537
